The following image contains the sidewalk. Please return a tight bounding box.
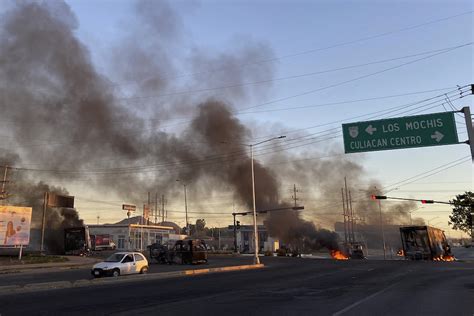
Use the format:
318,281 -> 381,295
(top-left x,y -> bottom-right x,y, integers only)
0,256 -> 100,273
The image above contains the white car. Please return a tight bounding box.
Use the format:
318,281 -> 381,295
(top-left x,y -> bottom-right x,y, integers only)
91,252 -> 149,277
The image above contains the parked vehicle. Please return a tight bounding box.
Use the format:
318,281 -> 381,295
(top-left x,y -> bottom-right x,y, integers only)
64,227 -> 91,256
91,234 -> 116,251
91,252 -> 149,277
399,226 -> 454,261
148,239 -> 208,265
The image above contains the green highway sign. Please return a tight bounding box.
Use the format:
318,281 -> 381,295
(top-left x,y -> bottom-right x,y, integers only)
342,111 -> 459,154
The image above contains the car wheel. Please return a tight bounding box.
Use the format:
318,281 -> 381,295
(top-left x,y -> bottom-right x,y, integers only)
112,269 -> 120,277
140,266 -> 148,274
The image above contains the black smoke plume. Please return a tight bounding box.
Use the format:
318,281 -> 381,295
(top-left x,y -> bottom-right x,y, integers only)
0,1 -> 419,254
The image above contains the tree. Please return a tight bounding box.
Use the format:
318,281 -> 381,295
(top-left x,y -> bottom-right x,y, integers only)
448,191 -> 473,237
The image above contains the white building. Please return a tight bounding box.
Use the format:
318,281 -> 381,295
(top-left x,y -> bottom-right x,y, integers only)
231,225 -> 279,253
88,224 -> 186,251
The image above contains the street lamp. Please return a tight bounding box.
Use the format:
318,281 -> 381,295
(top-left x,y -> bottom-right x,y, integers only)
408,206 -> 424,225
249,136 -> 286,264
222,135 -> 286,264
176,180 -> 189,235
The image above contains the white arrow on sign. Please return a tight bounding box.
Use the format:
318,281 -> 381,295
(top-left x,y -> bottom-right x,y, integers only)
365,125 -> 377,135
431,131 -> 444,142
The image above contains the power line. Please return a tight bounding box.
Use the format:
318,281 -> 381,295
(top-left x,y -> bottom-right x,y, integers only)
304,156 -> 472,215
237,87 -> 456,115
108,10 -> 473,87
252,86 -> 468,141
112,45 -> 466,103
2,86 -> 470,175
0,86 -> 457,146
147,45 -> 471,132
239,44 -> 472,112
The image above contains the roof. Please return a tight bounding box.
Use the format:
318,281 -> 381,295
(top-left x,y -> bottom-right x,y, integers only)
88,224 -> 175,231
112,252 -> 145,255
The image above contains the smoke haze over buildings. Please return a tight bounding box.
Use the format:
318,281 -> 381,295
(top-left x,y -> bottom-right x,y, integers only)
0,1 -> 423,252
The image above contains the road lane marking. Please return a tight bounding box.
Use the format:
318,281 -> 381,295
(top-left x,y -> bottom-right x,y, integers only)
332,281 -> 401,316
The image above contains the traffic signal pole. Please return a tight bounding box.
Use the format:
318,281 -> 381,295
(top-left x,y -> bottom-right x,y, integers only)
461,106 -> 474,161
378,199 -> 386,260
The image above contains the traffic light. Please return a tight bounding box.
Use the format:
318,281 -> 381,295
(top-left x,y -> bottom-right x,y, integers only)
371,195 -> 387,200
421,200 -> 434,204
236,221 -> 241,229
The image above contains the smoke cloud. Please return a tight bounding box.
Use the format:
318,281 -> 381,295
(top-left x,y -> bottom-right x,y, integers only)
0,1 -> 420,254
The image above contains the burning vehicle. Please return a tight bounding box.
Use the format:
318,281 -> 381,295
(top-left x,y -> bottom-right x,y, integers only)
399,226 -> 454,261
148,239 -> 208,265
348,243 -> 365,259
64,227 -> 91,256
330,242 -> 365,260
331,250 -> 349,260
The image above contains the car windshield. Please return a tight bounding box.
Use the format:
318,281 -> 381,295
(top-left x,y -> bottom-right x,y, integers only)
104,253 -> 125,262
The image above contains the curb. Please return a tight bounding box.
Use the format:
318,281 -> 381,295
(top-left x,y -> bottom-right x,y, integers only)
0,264 -> 265,296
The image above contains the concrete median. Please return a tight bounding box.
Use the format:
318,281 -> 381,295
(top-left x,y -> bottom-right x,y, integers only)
23,281 -> 72,291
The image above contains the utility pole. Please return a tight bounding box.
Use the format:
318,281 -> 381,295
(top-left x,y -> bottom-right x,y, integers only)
155,192 -> 158,225
217,223 -> 221,251
344,177 -> 352,243
147,192 -> 151,225
232,201 -> 238,253
341,188 -> 348,245
184,185 -> 188,235
1,166 -> 8,203
349,190 -> 355,242
292,184 -> 299,207
233,213 -> 238,253
40,192 -> 49,253
162,195 -> 165,223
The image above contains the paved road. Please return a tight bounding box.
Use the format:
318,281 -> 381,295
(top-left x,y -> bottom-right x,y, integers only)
0,257 -> 473,315
0,255 -> 255,286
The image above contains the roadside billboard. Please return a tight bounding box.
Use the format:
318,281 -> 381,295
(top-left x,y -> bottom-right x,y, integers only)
0,206 -> 33,246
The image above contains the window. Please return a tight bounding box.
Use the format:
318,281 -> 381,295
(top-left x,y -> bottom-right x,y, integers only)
118,235 -> 125,249
122,254 -> 134,263
134,254 -> 145,261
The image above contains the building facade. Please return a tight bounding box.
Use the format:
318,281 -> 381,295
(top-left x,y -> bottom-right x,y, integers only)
230,225 -> 279,253
88,224 -> 186,251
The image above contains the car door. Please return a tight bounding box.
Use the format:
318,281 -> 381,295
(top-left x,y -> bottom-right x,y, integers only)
134,253 -> 146,272
120,254 -> 135,275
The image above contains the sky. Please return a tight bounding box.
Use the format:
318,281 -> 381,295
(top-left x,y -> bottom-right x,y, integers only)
1,0 -> 473,236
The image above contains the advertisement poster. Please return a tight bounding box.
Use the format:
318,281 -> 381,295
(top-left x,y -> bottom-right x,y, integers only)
0,206 -> 33,246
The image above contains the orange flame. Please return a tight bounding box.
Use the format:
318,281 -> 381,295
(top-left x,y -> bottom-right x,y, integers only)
331,250 -> 349,260
433,255 -> 455,262
397,249 -> 405,257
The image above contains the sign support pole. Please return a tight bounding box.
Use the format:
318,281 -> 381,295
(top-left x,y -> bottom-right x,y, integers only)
18,244 -> 23,261
461,106 -> 474,161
